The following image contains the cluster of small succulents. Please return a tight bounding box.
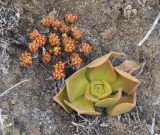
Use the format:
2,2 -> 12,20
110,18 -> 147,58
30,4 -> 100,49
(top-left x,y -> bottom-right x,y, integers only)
41,52 -> 52,63
70,53 -> 83,67
53,61 -> 66,80
20,14 -> 92,80
20,52 -> 32,67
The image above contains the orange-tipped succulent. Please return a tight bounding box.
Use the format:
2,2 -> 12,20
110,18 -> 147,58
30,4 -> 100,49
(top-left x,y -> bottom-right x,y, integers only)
52,20 -> 62,28
53,61 -> 66,80
64,40 -> 75,53
70,26 -> 82,39
70,53 -> 82,67
47,46 -> 61,55
81,43 -> 92,54
49,33 -> 60,46
29,29 -> 39,39
41,51 -> 52,63
47,46 -> 54,53
53,61 -> 65,71
58,23 -> 69,34
20,52 -> 32,67
35,35 -> 46,47
64,14 -> 78,24
29,40 -> 39,52
61,36 -> 75,46
54,52 -> 141,116
53,46 -> 61,56
61,35 -> 76,53
41,17 -> 55,28
53,70 -> 65,80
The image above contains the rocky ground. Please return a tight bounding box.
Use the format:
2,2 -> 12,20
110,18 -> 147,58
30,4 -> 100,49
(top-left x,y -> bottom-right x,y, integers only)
0,0 -> 160,135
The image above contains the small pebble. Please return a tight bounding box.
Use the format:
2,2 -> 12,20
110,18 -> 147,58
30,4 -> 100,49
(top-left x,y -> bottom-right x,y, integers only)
11,100 -> 16,105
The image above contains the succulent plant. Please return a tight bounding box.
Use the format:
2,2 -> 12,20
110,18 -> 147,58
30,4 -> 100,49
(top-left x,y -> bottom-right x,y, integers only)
58,23 -> 69,34
41,17 -> 55,28
53,46 -> 61,56
54,52 -> 141,116
81,43 -> 92,55
21,13 -> 93,81
64,41 -> 75,53
29,29 -> 39,39
53,70 -> 65,80
64,14 -> 78,24
52,20 -> 62,28
49,33 -> 60,46
53,61 -> 66,80
35,35 -> 46,47
20,52 -> 32,67
53,61 -> 65,71
70,26 -> 82,39
61,36 -> 75,46
70,53 -> 82,67
29,40 -> 39,52
41,51 -> 52,63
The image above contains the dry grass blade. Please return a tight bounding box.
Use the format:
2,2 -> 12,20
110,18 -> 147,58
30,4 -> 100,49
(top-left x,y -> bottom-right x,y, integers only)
71,121 -> 90,135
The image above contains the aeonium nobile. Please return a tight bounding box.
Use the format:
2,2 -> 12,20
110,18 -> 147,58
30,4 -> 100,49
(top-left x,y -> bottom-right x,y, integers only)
53,52 -> 141,116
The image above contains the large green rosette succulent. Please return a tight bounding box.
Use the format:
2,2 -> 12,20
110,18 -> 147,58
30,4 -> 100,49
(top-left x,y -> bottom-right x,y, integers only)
53,52 -> 141,116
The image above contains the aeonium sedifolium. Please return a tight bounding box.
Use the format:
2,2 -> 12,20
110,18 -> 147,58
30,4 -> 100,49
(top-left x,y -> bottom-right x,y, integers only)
20,14 -> 92,80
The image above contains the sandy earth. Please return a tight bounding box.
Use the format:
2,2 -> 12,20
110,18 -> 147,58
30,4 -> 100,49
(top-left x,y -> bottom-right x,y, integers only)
0,0 -> 160,135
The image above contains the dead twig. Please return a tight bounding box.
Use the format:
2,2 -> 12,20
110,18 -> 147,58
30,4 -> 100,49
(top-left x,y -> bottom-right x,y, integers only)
0,79 -> 28,97
136,61 -> 146,76
71,121 -> 89,135
146,111 -> 156,135
138,13 -> 160,46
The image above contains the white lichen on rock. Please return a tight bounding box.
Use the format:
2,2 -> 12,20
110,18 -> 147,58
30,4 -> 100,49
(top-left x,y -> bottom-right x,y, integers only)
0,1 -> 20,35
0,39 -> 11,74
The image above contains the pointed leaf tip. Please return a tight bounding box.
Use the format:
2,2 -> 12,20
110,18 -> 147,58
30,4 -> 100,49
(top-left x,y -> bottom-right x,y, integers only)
53,86 -> 73,114
86,52 -> 124,68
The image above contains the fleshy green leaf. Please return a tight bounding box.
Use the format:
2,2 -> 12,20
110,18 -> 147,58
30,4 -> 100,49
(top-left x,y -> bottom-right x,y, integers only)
110,67 -> 141,94
88,60 -> 117,83
95,89 -> 122,107
85,84 -> 99,102
86,52 -> 125,68
97,80 -> 112,99
65,68 -> 90,102
107,93 -> 136,116
90,81 -> 103,97
64,96 -> 100,115
53,86 -> 73,113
